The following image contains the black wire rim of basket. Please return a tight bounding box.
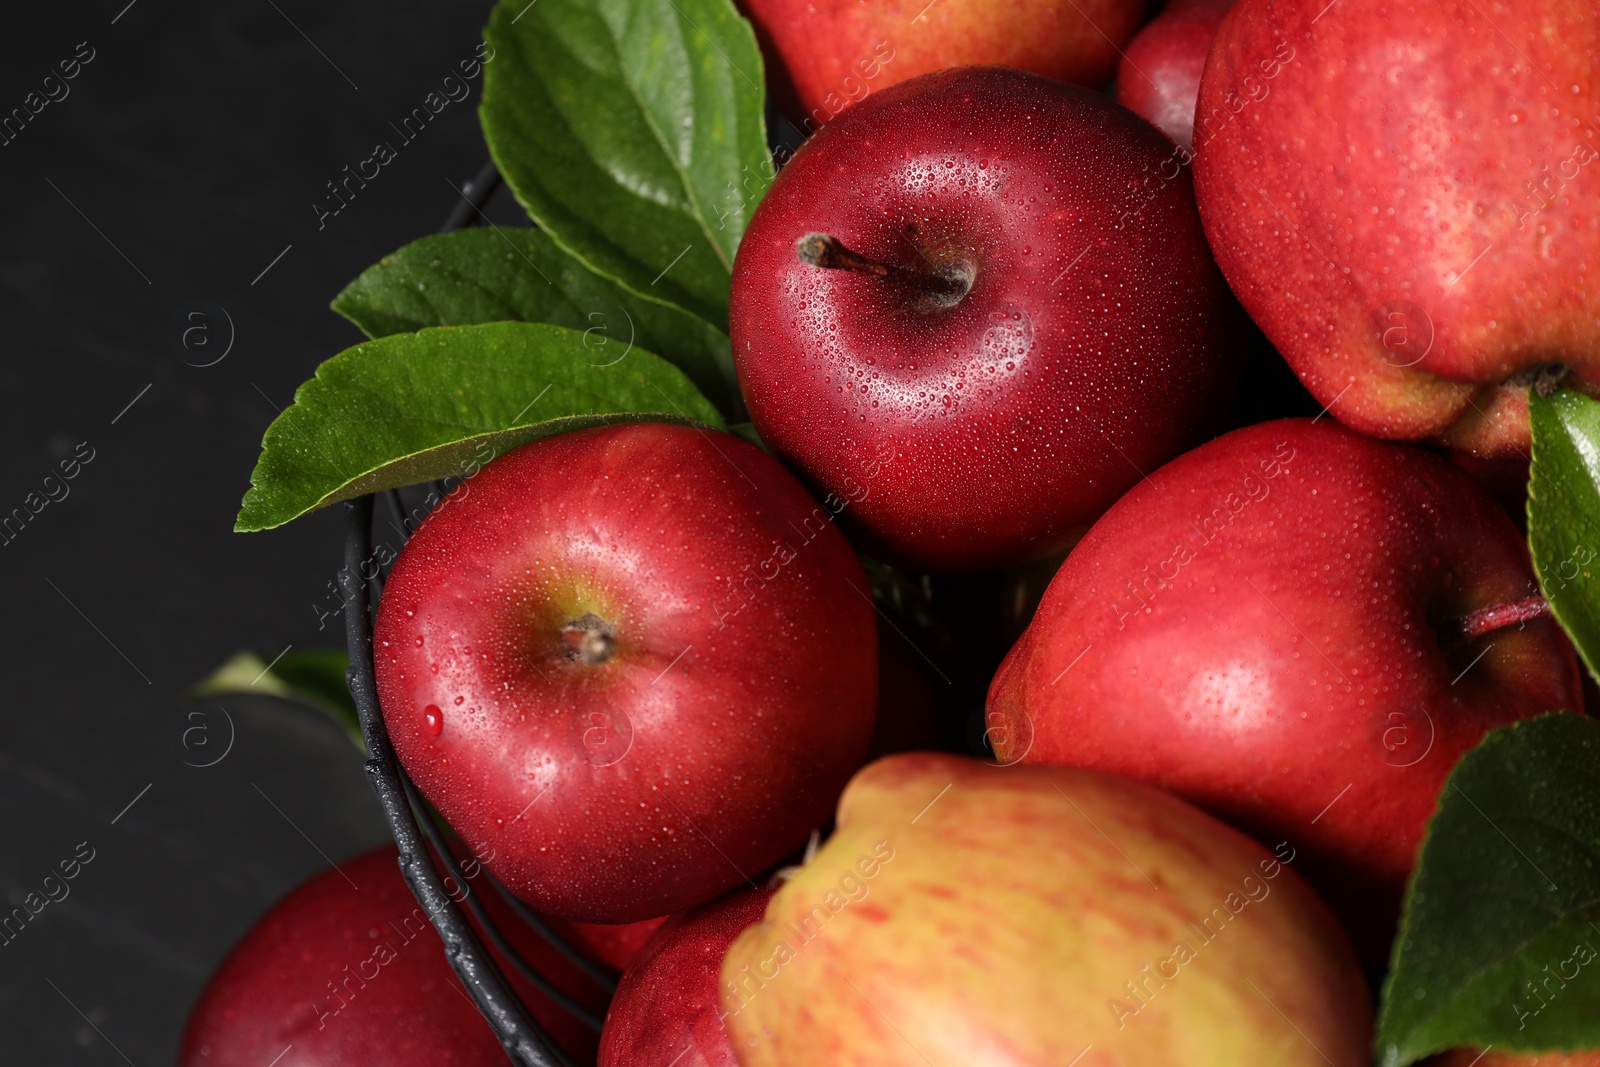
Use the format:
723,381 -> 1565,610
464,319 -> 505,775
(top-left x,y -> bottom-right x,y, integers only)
340,159 -> 606,1067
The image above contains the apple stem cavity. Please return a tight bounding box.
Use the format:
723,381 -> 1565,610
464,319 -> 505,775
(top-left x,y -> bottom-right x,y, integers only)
1451,595 -> 1553,646
562,612 -> 616,665
797,233 -> 970,302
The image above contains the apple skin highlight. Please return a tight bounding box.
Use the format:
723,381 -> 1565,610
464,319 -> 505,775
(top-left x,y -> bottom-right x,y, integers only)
987,418 -> 1583,962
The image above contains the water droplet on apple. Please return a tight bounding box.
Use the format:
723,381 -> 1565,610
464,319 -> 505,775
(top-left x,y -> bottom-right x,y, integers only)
424,705 -> 444,737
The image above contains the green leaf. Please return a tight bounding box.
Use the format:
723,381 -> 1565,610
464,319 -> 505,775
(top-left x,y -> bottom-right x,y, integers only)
331,227 -> 742,417
189,648 -> 362,750
1529,387 -> 1600,680
1375,712 -> 1600,1066
479,0 -> 771,327
236,322 -> 725,532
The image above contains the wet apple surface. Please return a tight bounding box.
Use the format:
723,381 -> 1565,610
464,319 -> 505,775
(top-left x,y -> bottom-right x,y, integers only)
598,886 -> 771,1066
987,418 -> 1583,961
732,66 -> 1245,573
1115,0 -> 1236,148
1194,0 -> 1600,456
374,422 -> 878,924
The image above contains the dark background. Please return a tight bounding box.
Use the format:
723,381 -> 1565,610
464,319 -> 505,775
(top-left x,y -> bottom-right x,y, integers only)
0,1 -> 521,1060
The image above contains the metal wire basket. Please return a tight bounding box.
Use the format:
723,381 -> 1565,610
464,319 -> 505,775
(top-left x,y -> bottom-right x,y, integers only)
338,159 -> 597,1067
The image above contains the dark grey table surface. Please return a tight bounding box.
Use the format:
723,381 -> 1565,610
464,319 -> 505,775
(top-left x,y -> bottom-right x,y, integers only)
0,2 -> 521,1060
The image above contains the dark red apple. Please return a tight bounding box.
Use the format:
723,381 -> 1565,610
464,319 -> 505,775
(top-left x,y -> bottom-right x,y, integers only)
597,886 -> 773,1067
737,0 -> 1148,131
986,418 -> 1583,960
1193,0 -> 1600,457
374,422 -> 877,924
563,916 -> 670,972
731,66 -> 1244,573
178,844 -> 604,1066
1116,0 -> 1235,148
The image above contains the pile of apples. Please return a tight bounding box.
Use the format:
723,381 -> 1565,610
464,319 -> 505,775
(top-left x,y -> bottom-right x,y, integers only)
184,0 -> 1600,1064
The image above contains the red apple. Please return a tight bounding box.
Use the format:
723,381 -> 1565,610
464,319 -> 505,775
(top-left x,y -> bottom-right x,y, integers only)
731,66 -> 1244,573
721,752 -> 1372,1065
986,418 -> 1583,961
738,0 -> 1148,131
1116,0 -> 1236,148
374,422 -> 877,923
1428,1054 -> 1600,1067
598,886 -> 773,1067
1192,0 -> 1600,458
178,844 -> 604,1066
563,916 -> 670,972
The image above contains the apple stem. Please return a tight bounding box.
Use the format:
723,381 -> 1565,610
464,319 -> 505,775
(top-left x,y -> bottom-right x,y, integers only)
562,613 -> 615,665
797,233 -> 968,300
1452,595 -> 1553,644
